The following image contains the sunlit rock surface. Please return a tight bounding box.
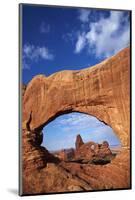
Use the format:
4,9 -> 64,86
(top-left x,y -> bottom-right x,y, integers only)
23,47 -> 130,147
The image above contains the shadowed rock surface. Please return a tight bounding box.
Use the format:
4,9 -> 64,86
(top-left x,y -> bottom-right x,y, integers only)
22,149 -> 130,194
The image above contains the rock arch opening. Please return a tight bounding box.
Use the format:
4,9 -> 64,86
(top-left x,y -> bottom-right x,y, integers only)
41,112 -> 121,165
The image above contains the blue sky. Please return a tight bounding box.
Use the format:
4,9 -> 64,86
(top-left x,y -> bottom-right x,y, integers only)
22,5 -> 130,150
22,5 -> 130,84
42,112 -> 121,151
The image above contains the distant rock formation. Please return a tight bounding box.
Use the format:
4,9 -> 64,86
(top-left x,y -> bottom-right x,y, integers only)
75,134 -> 84,150
94,141 -> 112,159
56,148 -> 75,161
102,141 -> 109,148
75,140 -> 112,161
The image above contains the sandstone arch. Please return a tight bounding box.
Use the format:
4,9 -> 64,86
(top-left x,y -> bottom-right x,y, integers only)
22,47 -> 130,147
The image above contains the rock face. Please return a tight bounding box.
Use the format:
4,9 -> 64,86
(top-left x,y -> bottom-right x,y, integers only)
75,141 -> 112,161
52,138 -> 112,163
23,47 -> 130,147
23,149 -> 130,194
21,47 -> 131,194
56,148 -> 75,161
22,129 -> 60,173
75,134 -> 84,150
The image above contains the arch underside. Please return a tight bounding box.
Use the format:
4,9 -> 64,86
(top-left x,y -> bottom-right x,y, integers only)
23,48 -> 130,147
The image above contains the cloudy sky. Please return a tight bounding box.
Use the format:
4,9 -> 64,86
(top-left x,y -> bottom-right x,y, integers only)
22,5 -> 130,84
22,5 -> 130,150
42,112 -> 121,151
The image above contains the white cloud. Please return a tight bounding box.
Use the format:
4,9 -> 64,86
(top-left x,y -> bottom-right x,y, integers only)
75,33 -> 86,53
40,22 -> 50,33
23,44 -> 54,61
62,32 -> 75,44
22,44 -> 54,69
55,113 -> 104,132
43,112 -> 120,150
75,11 -> 130,58
78,9 -> 91,23
37,47 -> 53,60
22,58 -> 30,70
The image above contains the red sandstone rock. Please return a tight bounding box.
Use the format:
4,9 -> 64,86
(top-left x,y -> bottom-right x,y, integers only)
75,141 -> 112,161
23,47 -> 130,147
102,141 -> 109,148
54,148 -> 75,161
75,141 -> 95,160
75,134 -> 84,150
21,48 -> 131,195
23,149 -> 130,195
58,148 -> 75,161
22,129 -> 60,173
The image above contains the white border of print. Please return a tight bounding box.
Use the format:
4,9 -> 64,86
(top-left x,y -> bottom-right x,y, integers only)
0,0 -> 134,200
